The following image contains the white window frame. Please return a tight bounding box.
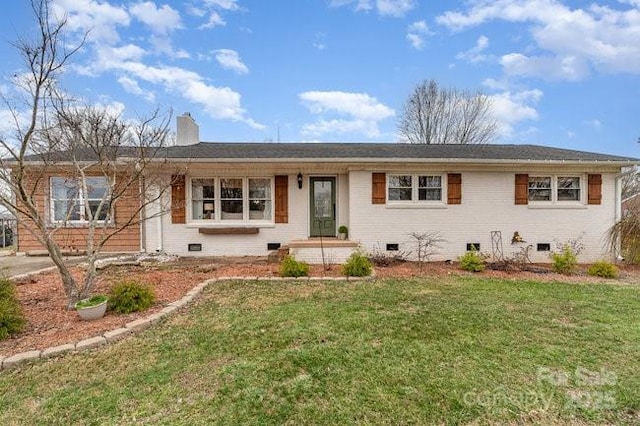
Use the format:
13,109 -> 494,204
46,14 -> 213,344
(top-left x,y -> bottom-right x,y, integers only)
49,176 -> 111,224
387,173 -> 446,205
528,174 -> 585,205
188,176 -> 274,224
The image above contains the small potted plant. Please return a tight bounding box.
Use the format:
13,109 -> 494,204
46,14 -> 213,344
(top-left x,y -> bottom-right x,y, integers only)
338,225 -> 348,240
75,294 -> 108,320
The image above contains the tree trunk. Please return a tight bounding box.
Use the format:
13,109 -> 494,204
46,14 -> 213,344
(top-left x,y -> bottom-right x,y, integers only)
44,238 -> 80,309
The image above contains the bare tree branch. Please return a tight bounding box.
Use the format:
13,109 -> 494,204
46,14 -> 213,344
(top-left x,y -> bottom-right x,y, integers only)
398,79 -> 498,145
0,0 -> 174,308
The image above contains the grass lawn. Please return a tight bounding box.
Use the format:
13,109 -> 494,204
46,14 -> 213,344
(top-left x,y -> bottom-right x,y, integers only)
1,276 -> 639,425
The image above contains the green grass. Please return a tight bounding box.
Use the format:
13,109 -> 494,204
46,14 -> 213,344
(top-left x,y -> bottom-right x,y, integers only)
1,276 -> 639,425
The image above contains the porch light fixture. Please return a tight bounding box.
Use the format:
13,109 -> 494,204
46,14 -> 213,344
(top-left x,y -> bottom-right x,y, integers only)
297,172 -> 303,189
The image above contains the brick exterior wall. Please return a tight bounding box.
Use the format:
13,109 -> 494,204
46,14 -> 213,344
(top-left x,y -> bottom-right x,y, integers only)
16,173 -> 141,253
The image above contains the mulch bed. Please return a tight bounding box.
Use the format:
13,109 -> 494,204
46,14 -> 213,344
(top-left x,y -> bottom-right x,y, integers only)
1,257 -> 638,359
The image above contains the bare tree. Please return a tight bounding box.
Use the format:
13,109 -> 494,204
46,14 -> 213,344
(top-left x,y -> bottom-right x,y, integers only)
0,0 -> 173,308
398,79 -> 498,145
621,166 -> 640,200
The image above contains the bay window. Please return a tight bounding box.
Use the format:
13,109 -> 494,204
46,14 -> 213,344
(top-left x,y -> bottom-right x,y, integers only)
190,177 -> 273,222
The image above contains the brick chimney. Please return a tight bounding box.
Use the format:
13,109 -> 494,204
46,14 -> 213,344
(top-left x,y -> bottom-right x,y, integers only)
176,112 -> 199,146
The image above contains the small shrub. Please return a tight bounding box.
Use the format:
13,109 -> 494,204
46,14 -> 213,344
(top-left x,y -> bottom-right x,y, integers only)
338,225 -> 348,234
342,251 -> 373,277
369,244 -> 409,267
587,260 -> 619,279
458,248 -> 485,272
551,245 -> 578,275
109,281 -> 155,314
0,278 -> 25,340
279,255 -> 310,277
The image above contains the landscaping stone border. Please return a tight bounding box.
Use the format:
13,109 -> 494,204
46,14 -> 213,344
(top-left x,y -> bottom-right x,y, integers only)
1,273 -> 373,370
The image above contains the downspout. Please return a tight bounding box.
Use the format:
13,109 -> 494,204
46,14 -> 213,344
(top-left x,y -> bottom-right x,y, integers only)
139,176 -> 146,252
615,173 -> 623,260
156,186 -> 164,252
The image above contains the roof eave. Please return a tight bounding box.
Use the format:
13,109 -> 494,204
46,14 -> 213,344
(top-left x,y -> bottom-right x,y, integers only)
157,157 -> 638,166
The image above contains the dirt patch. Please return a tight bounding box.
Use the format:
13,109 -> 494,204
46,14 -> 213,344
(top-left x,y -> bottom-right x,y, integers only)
2,257 -> 639,358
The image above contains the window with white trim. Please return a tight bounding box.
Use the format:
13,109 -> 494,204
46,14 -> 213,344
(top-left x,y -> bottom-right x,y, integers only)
528,175 -> 582,203
190,177 -> 273,222
388,174 -> 443,202
50,176 -> 110,223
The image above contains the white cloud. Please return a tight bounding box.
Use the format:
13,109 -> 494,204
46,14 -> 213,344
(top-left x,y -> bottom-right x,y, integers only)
214,49 -> 249,74
488,89 -> 543,137
330,0 -> 415,17
437,0 -> 640,79
500,53 -> 589,81
117,75 -> 155,102
406,21 -> 432,50
51,0 -> 130,44
49,0 -> 260,129
198,0 -> 241,29
200,11 -> 226,28
299,91 -> 394,138
129,2 -> 182,35
377,0 -> 415,17
456,35 -> 490,63
204,0 -> 240,10
85,46 -> 262,129
585,119 -> 602,129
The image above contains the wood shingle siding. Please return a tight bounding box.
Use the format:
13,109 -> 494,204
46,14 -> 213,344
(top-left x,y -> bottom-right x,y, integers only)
447,173 -> 462,204
372,172 -> 386,204
17,173 -> 141,253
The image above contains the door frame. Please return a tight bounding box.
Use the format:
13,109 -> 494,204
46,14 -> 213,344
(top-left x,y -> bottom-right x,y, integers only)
309,176 -> 337,237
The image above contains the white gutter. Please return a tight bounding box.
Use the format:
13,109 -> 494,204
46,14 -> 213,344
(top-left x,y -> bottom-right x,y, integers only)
142,157 -> 639,167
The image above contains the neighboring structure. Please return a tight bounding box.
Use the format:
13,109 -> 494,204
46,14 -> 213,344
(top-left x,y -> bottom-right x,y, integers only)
16,114 -> 638,263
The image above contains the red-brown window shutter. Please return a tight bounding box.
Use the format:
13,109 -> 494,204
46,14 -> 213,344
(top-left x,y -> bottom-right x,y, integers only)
171,174 -> 186,224
515,174 -> 529,205
275,175 -> 289,223
447,173 -> 462,204
372,172 -> 386,204
588,174 -> 602,205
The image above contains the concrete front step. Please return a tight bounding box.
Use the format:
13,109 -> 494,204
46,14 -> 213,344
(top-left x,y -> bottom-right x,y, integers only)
288,239 -> 359,264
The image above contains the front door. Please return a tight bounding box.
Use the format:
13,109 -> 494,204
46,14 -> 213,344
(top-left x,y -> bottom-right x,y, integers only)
310,177 -> 336,237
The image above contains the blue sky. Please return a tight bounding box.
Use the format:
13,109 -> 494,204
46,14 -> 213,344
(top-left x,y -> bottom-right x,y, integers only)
0,0 -> 639,157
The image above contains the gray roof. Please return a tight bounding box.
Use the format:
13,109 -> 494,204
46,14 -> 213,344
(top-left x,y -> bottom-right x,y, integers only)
18,142 -> 637,164
163,142 -> 637,163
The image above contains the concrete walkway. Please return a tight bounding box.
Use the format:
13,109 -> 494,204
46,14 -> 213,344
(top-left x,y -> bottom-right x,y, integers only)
0,255 -> 86,278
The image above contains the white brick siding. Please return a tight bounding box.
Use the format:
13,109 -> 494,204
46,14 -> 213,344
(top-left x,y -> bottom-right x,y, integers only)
144,165 -> 621,263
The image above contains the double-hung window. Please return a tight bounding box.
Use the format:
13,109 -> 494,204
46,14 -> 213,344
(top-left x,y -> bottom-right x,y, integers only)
388,174 -> 443,203
50,176 -> 110,223
190,177 -> 273,222
528,175 -> 582,203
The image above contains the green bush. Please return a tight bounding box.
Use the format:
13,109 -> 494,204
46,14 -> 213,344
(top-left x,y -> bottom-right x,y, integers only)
458,248 -> 485,272
108,281 -> 156,314
551,245 -> 578,275
587,260 -> 619,279
0,278 -> 25,340
342,251 -> 373,277
279,256 -> 310,277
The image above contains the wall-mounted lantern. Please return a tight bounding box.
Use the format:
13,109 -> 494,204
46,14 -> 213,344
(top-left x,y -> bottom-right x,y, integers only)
297,172 -> 303,189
